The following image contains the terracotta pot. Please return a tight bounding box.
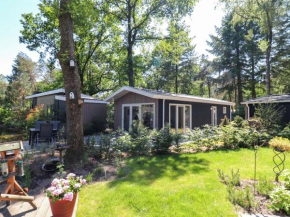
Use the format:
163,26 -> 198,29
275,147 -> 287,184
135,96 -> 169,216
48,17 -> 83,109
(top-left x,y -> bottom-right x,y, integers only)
49,193 -> 77,217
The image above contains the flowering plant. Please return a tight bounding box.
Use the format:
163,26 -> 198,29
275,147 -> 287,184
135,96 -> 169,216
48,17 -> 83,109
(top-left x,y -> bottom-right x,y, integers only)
46,173 -> 86,203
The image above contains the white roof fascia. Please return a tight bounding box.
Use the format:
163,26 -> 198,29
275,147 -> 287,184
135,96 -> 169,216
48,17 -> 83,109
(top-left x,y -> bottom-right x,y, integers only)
153,95 -> 235,106
25,88 -> 65,99
104,86 -> 154,102
241,100 -> 290,105
55,95 -> 108,104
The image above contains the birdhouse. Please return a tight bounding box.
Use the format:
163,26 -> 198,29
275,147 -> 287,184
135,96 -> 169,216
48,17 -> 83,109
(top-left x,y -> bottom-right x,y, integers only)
69,92 -> 75,100
70,59 -> 75,68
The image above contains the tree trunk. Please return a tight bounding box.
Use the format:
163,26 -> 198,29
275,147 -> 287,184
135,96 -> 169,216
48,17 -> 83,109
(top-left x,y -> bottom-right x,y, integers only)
175,64 -> 178,94
236,46 -> 243,106
58,0 -> 84,165
251,52 -> 256,98
265,10 -> 273,95
127,1 -> 134,87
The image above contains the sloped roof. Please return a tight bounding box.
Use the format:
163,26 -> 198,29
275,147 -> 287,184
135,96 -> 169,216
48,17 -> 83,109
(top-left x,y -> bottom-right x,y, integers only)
241,94 -> 290,104
105,86 -> 235,106
54,95 -> 108,104
25,88 -> 96,100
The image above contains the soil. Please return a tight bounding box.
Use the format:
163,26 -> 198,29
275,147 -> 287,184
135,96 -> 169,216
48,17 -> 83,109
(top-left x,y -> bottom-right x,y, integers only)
235,179 -> 288,216
0,151 -> 122,197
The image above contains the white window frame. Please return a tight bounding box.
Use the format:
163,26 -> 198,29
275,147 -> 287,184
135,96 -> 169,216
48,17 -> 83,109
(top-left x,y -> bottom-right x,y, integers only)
211,106 -> 217,127
223,107 -> 227,114
121,103 -> 155,130
169,103 -> 192,133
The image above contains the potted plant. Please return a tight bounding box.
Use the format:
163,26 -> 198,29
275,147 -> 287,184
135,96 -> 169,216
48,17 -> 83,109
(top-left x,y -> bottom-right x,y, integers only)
46,173 -> 86,217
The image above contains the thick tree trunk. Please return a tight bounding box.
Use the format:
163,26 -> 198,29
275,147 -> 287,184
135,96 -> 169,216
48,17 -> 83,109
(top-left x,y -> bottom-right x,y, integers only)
127,44 -> 134,87
58,0 -> 84,165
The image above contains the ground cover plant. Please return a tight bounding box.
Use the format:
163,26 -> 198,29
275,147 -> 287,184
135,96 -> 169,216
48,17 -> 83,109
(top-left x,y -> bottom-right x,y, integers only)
77,148 -> 290,217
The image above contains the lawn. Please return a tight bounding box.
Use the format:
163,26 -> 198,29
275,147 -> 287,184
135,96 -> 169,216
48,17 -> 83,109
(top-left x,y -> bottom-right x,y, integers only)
77,148 -> 290,217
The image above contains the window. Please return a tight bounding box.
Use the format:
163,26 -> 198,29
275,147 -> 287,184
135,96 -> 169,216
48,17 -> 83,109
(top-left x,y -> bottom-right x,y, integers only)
122,103 -> 155,130
223,107 -> 227,114
169,104 -> 192,133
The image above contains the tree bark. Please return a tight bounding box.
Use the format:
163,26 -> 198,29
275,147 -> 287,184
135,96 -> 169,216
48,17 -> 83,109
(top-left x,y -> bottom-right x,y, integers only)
236,46 -> 243,106
251,52 -> 256,98
175,64 -> 178,94
58,0 -> 84,165
265,9 -> 273,95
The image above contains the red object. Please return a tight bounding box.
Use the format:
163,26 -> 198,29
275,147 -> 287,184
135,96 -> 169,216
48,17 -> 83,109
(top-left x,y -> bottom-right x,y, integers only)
49,193 -> 77,217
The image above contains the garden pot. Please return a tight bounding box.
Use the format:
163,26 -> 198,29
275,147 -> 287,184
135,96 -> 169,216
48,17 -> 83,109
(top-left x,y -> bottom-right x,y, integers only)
49,193 -> 77,217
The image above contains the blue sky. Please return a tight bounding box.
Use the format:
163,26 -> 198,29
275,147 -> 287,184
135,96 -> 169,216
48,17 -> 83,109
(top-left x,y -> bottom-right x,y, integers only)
0,0 -> 224,77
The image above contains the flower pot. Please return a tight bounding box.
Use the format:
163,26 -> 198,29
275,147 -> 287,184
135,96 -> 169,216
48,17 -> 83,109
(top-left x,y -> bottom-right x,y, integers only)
49,193 -> 77,217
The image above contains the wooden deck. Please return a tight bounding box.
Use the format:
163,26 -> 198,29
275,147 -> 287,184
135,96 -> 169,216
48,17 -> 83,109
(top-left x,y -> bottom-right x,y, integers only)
0,192 -> 52,217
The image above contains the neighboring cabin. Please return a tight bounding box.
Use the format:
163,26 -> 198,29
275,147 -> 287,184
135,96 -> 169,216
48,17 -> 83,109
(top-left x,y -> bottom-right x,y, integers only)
105,86 -> 235,132
241,94 -> 290,125
25,88 -> 108,127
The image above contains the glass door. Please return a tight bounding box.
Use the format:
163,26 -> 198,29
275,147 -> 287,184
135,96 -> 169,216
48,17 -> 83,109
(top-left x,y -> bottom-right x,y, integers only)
123,106 -> 130,131
169,104 -> 191,133
178,106 -> 184,133
211,106 -> 217,126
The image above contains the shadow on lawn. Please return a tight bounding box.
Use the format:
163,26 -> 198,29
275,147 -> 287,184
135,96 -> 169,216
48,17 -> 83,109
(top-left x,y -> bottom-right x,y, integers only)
109,154 -> 210,187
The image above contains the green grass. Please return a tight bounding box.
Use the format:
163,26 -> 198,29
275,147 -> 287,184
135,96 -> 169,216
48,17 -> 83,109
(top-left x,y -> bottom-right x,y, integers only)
77,148 -> 290,217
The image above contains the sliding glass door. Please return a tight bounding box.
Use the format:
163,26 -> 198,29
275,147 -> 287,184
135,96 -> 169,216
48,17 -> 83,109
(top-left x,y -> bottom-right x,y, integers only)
122,104 -> 155,130
169,104 -> 191,133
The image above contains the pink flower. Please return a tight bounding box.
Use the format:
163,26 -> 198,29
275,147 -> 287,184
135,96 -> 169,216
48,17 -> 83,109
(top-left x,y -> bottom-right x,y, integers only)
52,188 -> 64,196
63,180 -> 70,186
80,179 -> 86,185
47,186 -> 56,192
63,186 -> 70,191
63,192 -> 74,201
74,183 -> 81,189
67,173 -> 76,179
51,178 -> 60,186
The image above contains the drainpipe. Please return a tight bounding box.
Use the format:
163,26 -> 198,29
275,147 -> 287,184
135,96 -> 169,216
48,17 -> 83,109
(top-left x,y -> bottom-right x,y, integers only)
230,106 -> 232,121
163,99 -> 165,128
245,103 -> 250,120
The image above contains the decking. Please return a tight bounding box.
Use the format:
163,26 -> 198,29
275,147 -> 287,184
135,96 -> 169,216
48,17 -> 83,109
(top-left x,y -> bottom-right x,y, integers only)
0,192 -> 51,217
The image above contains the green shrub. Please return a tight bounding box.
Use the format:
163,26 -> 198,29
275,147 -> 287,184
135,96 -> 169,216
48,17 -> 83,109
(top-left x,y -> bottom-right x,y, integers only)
98,133 -> 116,159
24,165 -> 31,188
283,170 -> 290,190
84,117 -> 106,135
173,133 -> 183,148
129,121 -> 152,156
86,173 -> 93,183
217,169 -> 240,186
270,186 -> 290,215
232,116 -> 244,128
228,186 -> 255,211
154,123 -> 173,154
280,123 -> 290,140
220,115 -> 230,126
254,103 -> 285,131
257,176 -> 275,196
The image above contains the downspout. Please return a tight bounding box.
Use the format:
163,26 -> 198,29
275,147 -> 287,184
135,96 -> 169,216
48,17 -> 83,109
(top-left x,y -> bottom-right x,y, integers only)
230,106 -> 232,121
163,99 -> 165,128
246,103 -> 250,120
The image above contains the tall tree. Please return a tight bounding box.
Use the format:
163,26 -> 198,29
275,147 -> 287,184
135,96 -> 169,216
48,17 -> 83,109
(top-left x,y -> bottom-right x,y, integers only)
58,0 -> 84,164
220,0 -> 289,95
108,0 -> 197,87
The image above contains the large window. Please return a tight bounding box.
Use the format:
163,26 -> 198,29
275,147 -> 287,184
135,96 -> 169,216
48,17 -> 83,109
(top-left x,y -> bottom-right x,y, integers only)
122,103 -> 155,130
169,104 -> 192,133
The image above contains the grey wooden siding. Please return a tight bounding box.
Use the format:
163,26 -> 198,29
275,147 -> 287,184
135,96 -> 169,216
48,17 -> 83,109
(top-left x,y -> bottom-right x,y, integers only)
36,95 -> 55,113
57,100 -> 107,125
160,100 -> 231,129
114,92 -> 159,130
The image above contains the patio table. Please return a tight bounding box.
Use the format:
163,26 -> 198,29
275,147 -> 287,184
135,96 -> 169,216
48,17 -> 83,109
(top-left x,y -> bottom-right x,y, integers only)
29,127 -> 58,147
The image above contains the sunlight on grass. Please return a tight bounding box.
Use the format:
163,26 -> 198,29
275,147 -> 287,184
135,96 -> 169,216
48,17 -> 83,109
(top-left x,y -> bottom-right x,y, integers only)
77,148 -> 290,217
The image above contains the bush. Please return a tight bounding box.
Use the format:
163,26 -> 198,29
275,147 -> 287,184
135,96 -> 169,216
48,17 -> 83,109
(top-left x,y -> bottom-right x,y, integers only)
217,169 -> 240,186
154,123 -> 174,154
280,123 -> 290,140
25,104 -> 46,130
257,176 -> 275,196
270,186 -> 290,215
84,117 -> 106,135
254,103 -> 285,132
220,115 -> 230,126
172,133 -> 183,148
98,133 -> 116,159
128,121 -> 152,156
232,116 -> 244,128
269,137 -> 290,152
228,185 -> 255,211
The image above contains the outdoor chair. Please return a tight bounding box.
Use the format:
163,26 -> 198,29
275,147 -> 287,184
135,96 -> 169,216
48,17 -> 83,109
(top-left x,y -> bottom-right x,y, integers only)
36,123 -> 54,147
50,121 -> 60,141
35,121 -> 48,130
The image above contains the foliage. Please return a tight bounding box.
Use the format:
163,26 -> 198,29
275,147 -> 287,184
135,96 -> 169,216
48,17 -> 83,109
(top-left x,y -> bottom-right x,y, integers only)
46,173 -> 86,203
217,169 -> 240,186
269,137 -> 290,152
280,123 -> 290,140
25,104 -> 46,130
24,165 -> 31,188
98,133 -> 116,159
220,115 -> 230,127
83,117 -> 106,136
128,121 -> 152,156
227,185 -> 256,211
187,125 -> 220,147
254,103 -> 285,131
106,103 -> 114,129
232,116 -> 244,128
283,170 -> 290,190
257,176 -> 275,197
270,186 -> 290,215
154,123 -> 174,154
172,133 -> 183,148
